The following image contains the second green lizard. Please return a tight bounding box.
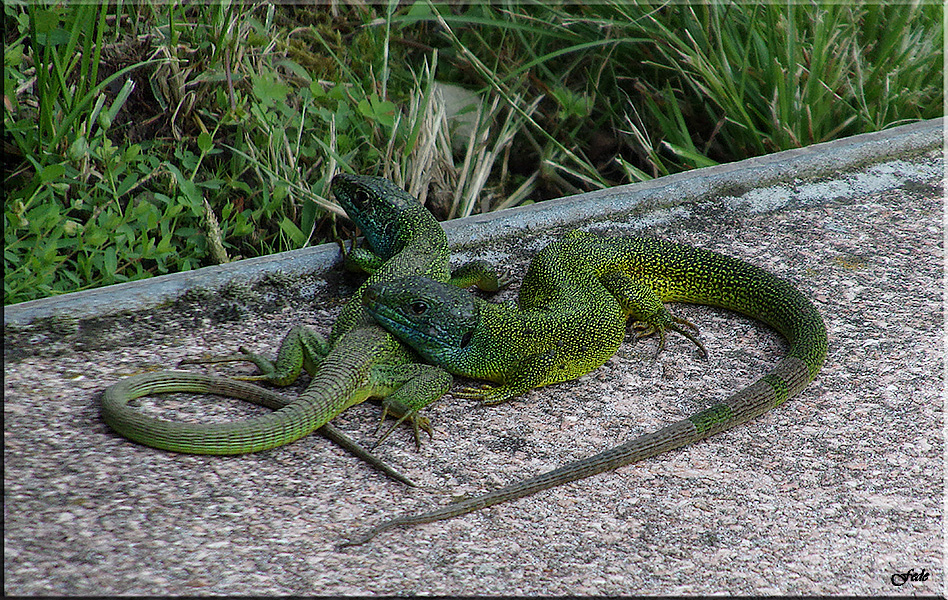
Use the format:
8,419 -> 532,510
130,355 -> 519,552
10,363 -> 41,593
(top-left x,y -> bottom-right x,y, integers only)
347,229 -> 827,544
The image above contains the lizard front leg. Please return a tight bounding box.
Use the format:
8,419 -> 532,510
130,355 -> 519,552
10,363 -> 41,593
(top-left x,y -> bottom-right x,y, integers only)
367,362 -> 453,447
452,349 -> 560,405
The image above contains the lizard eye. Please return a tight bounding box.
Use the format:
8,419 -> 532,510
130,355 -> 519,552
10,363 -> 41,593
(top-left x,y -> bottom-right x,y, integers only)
409,301 -> 428,316
352,190 -> 369,206
459,330 -> 473,348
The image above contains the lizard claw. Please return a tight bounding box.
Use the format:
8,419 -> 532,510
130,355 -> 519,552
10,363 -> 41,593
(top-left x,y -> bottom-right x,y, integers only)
493,268 -> 514,291
336,230 -> 359,258
669,315 -> 708,359
631,321 -> 661,356
177,352 -> 246,366
177,348 -> 274,381
373,405 -> 433,450
631,314 -> 708,360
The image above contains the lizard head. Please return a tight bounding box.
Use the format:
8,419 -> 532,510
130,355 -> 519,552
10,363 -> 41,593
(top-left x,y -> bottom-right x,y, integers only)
331,174 -> 439,260
362,275 -> 478,363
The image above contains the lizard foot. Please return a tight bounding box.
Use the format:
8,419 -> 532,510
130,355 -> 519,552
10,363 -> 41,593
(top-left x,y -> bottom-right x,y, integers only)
632,314 -> 708,360
373,405 -> 434,450
177,349 -> 273,381
448,260 -> 514,292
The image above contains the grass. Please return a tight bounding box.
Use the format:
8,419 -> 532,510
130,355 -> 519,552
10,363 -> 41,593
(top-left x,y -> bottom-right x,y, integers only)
3,1 -> 943,305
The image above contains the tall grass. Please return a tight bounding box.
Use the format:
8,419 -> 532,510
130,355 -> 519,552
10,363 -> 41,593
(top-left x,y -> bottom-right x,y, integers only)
424,2 -> 942,181
4,1 -> 942,304
626,2 -> 943,162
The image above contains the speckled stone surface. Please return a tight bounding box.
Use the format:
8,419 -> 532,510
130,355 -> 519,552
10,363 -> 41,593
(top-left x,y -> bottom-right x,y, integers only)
4,122 -> 943,596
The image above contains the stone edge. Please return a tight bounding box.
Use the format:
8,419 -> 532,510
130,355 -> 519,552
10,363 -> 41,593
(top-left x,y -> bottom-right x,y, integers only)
4,118 -> 942,327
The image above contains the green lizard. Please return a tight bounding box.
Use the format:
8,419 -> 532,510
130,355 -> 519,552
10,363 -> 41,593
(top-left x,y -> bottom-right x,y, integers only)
345,229 -> 827,544
101,175 -> 506,460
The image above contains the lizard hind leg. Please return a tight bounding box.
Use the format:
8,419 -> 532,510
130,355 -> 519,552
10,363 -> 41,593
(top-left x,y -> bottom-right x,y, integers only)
179,325 -> 331,386
448,259 -> 513,292
601,271 -> 708,359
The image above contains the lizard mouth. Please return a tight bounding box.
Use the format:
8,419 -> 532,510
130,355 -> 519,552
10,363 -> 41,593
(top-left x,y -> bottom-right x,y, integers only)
362,291 -> 420,336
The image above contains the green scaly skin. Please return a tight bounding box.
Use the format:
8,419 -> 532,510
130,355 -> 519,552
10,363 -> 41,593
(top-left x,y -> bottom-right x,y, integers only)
347,229 -> 827,545
103,371 -> 416,485
102,175 -> 506,461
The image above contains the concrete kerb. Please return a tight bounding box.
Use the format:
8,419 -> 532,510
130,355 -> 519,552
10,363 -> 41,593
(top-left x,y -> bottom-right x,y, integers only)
4,117 -> 942,328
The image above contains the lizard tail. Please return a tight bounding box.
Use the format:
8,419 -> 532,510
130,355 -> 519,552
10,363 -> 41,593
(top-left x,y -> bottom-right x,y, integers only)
101,371 -> 325,454
101,327 -> 392,455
